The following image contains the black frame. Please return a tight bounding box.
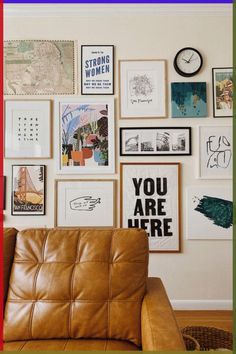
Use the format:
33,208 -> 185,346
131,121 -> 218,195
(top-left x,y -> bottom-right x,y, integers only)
212,67 -> 233,118
173,47 -> 203,77
120,127 -> 192,156
11,165 -> 46,216
81,45 -> 114,95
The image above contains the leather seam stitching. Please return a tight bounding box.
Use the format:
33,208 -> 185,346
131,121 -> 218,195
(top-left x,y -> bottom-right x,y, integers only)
107,230 -> 114,339
145,297 -> 155,350
63,339 -> 69,351
18,341 -> 27,351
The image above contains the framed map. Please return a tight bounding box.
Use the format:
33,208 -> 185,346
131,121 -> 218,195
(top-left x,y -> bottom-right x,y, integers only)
4,40 -> 75,95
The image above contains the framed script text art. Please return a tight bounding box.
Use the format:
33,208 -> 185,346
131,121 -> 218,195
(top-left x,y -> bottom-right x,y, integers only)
119,60 -> 167,119
81,45 -> 114,95
12,165 -> 46,216
120,127 -> 191,156
4,40 -> 75,95
198,125 -> 232,179
55,179 -> 117,227
212,68 -> 233,118
120,163 -> 181,252
5,100 -> 51,159
55,97 -> 115,174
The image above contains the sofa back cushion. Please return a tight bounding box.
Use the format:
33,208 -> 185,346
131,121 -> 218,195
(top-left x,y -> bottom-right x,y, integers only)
4,228 -> 148,346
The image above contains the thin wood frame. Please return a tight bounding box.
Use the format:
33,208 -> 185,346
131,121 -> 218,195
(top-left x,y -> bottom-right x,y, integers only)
212,67 -> 233,118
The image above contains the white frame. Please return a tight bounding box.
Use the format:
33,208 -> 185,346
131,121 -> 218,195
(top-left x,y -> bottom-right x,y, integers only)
119,60 -> 167,119
198,125 -> 232,180
54,97 -> 115,174
55,179 -> 117,227
5,100 -> 51,159
212,67 -> 233,118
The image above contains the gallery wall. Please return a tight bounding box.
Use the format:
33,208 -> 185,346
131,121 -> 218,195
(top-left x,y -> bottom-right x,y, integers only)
4,4 -> 232,309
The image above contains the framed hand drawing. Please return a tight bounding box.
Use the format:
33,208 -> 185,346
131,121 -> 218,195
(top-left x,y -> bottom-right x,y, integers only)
120,127 -> 191,156
187,186 -> 232,239
5,100 -> 51,158
198,125 -> 232,179
12,165 -> 46,216
212,68 -> 233,118
119,60 -> 167,118
4,40 -> 75,95
120,163 -> 181,252
55,179 -> 117,227
54,97 -> 115,174
81,45 -> 114,95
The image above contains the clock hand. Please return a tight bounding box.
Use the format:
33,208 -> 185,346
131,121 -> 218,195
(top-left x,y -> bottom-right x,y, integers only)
182,58 -> 188,63
187,53 -> 194,63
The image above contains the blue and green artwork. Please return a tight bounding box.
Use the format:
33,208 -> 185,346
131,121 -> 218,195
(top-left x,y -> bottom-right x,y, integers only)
171,82 -> 207,118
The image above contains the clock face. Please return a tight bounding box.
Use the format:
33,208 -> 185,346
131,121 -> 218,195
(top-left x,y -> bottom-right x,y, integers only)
174,47 -> 203,77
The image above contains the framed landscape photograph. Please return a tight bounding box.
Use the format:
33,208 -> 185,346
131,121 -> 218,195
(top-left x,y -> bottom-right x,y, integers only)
198,125 -> 232,179
54,97 -> 115,174
120,163 -> 181,252
4,40 -> 75,95
120,127 -> 191,156
212,67 -> 233,118
55,179 -> 116,227
5,100 -> 51,158
12,165 -> 46,216
119,60 -> 167,118
187,186 -> 232,240
171,82 -> 207,118
81,45 -> 114,95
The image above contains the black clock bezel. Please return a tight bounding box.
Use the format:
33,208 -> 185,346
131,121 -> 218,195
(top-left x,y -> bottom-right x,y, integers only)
173,47 -> 203,77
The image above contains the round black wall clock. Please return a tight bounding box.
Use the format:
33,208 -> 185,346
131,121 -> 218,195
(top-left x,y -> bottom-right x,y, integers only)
174,47 -> 203,77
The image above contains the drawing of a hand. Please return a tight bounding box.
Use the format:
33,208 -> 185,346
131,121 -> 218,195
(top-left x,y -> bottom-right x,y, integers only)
70,196 -> 101,211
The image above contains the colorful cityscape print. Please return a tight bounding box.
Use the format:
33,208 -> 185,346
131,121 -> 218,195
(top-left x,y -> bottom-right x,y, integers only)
61,104 -> 109,168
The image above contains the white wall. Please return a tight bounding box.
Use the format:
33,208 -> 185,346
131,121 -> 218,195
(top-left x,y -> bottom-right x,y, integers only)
4,4 -> 233,309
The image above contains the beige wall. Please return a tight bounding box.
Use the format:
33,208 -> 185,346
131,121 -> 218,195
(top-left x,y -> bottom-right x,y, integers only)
4,4 -> 232,308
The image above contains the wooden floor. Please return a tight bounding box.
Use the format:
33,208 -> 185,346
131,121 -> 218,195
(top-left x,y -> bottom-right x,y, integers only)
175,311 -> 233,332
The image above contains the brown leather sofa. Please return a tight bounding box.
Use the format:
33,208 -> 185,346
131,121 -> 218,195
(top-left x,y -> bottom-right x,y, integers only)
3,227 -> 185,351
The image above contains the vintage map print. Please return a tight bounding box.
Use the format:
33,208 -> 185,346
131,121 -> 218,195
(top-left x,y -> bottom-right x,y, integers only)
4,40 -> 75,95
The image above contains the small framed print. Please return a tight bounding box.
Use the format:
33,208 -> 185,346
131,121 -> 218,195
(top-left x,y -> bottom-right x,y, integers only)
81,45 -> 114,95
120,127 -> 191,156
119,60 -> 167,119
212,68 -> 233,118
54,97 -> 115,174
12,165 -> 46,216
55,179 -> 117,227
120,163 -> 181,253
198,125 -> 232,179
5,100 -> 51,158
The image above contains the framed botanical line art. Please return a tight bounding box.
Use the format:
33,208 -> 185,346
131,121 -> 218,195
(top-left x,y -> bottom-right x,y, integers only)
120,127 -> 191,156
54,97 -> 115,174
212,68 -> 233,118
119,60 -> 167,118
198,125 -> 232,179
120,163 -> 181,253
187,186 -> 232,240
5,100 -> 52,158
4,40 -> 75,95
55,179 -> 117,227
12,165 -> 46,216
81,45 -> 114,95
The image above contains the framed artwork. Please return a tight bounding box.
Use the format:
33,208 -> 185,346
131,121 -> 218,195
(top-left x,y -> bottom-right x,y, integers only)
5,100 -> 51,159
55,179 -> 116,227
171,82 -> 207,118
198,125 -> 232,179
120,127 -> 191,156
4,40 -> 75,95
212,68 -> 233,118
120,163 -> 181,253
55,97 -> 115,174
119,60 -> 167,119
187,186 -> 232,240
12,165 -> 46,216
81,45 -> 114,95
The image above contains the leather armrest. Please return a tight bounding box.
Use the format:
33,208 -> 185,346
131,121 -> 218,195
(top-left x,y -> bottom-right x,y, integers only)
3,228 -> 17,306
141,277 -> 186,351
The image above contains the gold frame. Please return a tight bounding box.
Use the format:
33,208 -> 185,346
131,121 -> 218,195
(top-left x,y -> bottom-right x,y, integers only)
120,162 -> 181,253
118,59 -> 167,119
55,179 -> 117,228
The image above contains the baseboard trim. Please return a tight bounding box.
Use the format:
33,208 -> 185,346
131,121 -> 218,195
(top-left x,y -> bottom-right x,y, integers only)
171,300 -> 232,310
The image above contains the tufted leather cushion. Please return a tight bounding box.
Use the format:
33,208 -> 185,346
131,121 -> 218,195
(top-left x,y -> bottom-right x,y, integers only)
4,228 -> 148,346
